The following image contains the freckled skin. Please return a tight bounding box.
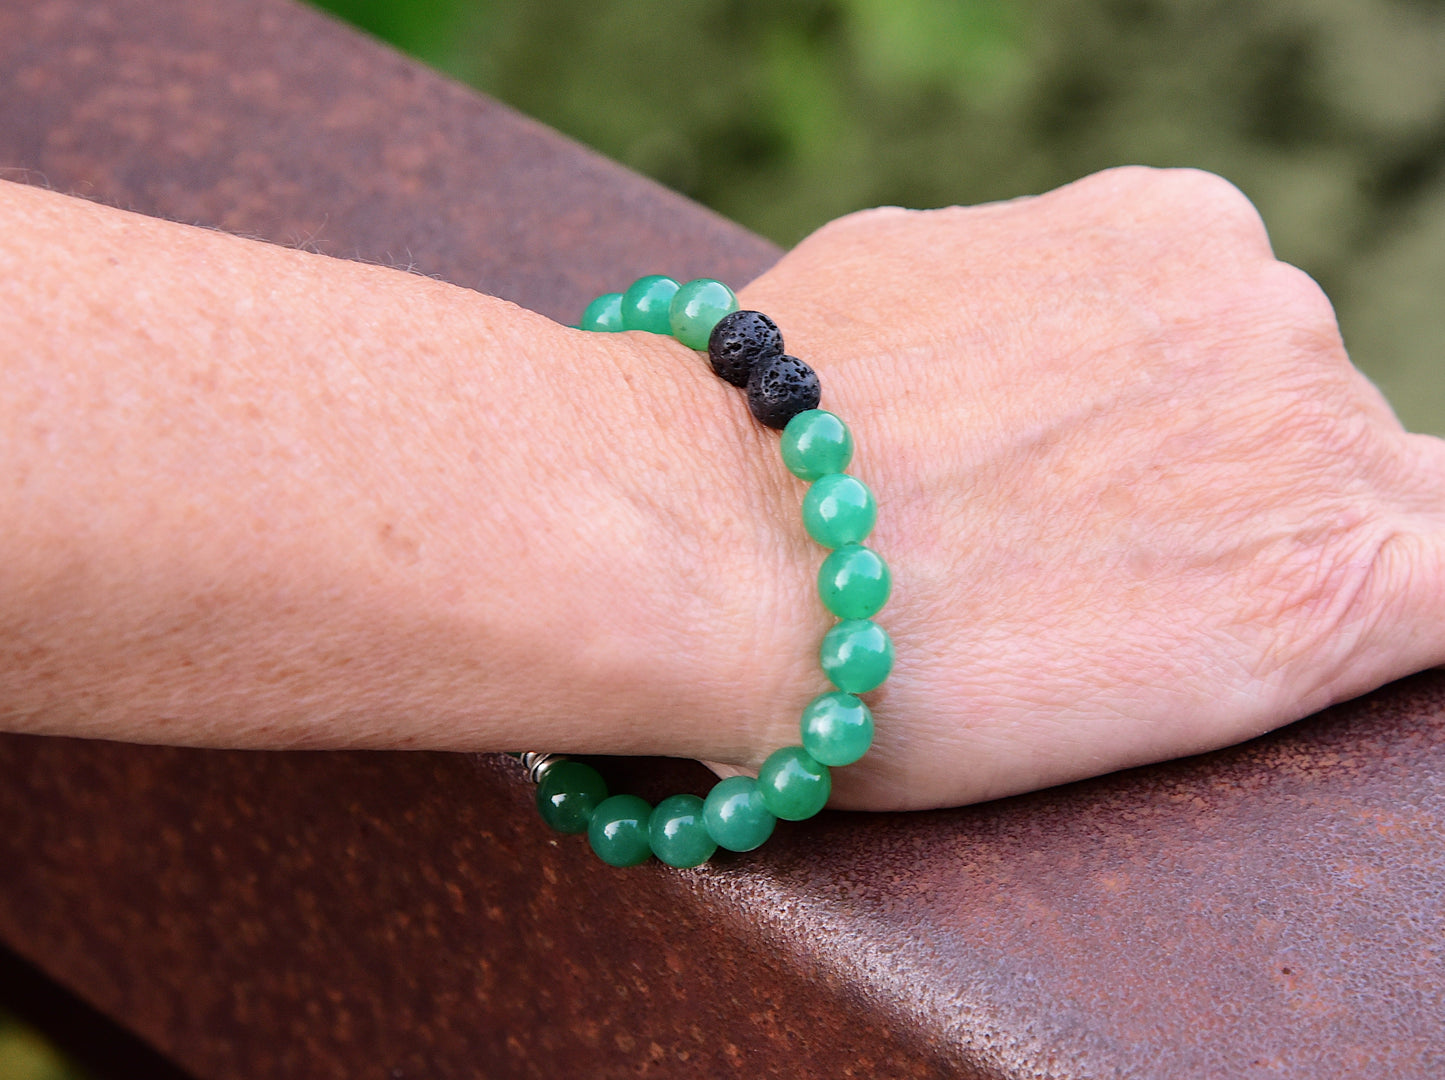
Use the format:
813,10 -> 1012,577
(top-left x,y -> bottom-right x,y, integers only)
732,168 -> 1445,809
0,169 -> 1442,813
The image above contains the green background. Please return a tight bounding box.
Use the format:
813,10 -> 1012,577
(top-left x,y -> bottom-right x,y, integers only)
3,0 -> 1442,1075
309,0 -> 1445,435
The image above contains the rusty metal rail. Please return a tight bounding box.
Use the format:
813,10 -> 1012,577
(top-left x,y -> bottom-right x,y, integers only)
0,1 -> 1441,1076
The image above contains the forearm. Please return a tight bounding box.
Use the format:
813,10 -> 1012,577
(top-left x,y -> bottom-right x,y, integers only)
0,181 -> 809,757
12,169 -> 1442,813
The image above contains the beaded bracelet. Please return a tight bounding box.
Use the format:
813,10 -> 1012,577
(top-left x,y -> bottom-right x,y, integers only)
514,276 -> 894,869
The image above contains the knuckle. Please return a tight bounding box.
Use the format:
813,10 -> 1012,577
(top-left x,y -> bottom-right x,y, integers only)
1069,166 -> 1272,251
1156,167 -> 1258,217
1163,169 -> 1272,251
1257,261 -> 1342,337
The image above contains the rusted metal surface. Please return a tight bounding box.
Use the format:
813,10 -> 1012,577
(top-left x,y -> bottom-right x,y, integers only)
0,0 -> 774,324
0,0 -> 1441,1076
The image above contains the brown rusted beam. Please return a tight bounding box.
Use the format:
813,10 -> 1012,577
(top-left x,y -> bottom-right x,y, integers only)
0,1 -> 1441,1076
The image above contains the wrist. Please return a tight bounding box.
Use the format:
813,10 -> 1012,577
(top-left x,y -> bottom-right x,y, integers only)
528,276 -> 899,868
339,297 -> 814,764
522,323 -> 817,765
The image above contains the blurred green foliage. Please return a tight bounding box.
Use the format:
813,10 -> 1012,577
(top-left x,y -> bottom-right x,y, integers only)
9,5 -> 1443,1074
5,8 -> 1442,1076
0,1013 -> 89,1080
309,0 -> 1445,433
313,0 -> 1034,243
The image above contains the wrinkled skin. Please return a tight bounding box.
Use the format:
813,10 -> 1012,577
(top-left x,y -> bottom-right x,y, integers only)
1,171 -> 1439,814
716,167 -> 1445,811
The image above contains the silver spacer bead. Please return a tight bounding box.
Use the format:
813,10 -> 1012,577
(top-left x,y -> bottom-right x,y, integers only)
518,752 -> 566,785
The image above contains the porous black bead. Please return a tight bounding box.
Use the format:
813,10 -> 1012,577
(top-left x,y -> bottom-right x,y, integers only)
747,354 -> 822,430
708,310 -> 784,388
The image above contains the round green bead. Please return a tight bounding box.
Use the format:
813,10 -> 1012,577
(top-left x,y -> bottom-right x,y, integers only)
535,760 -> 609,835
820,619 -> 894,694
781,410 -> 853,481
579,292 -> 625,332
802,474 -> 876,548
587,794 -> 653,867
818,543 -> 891,619
703,776 -> 777,852
648,793 -> 717,868
669,278 -> 739,350
800,691 -> 874,766
757,746 -> 831,821
620,275 -> 680,335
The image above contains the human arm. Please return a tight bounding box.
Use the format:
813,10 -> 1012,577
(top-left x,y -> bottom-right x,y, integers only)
0,177 -> 797,761
740,166 -> 1445,809
2,168 -> 1442,812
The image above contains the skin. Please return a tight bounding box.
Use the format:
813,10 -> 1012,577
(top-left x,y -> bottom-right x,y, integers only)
0,169 -> 1441,812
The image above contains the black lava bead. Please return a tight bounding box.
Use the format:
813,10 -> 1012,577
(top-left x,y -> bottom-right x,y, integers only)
708,310 -> 784,388
747,354 -> 821,430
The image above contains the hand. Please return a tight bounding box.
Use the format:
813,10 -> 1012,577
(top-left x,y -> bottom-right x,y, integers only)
4,173 -> 1438,805
724,167 -> 1445,811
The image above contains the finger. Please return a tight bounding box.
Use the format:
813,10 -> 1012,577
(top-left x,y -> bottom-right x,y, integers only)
1358,523 -> 1445,686
1404,431 -> 1445,510
1400,434 -> 1445,672
1326,433 -> 1445,705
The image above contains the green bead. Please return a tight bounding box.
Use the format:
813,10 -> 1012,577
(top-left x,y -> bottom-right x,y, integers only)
757,746 -> 831,821
535,760 -> 609,835
802,474 -> 876,548
800,691 -> 874,766
668,278 -> 738,350
703,776 -> 777,852
781,410 -> 853,481
579,292 -> 625,332
620,275 -> 680,334
648,793 -> 717,868
587,794 -> 653,867
820,619 -> 894,693
818,543 -> 891,619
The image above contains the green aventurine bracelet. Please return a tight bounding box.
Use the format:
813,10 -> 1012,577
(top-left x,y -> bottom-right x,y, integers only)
515,276 -> 894,869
